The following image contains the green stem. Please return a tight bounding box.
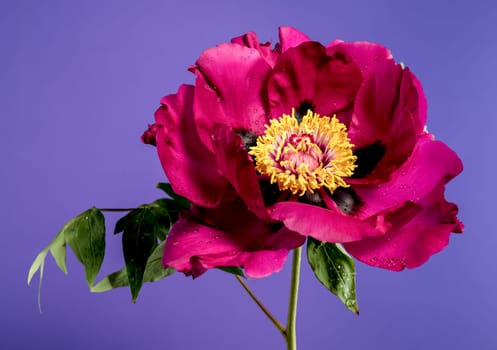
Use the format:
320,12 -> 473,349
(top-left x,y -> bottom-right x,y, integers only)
285,246 -> 302,350
235,275 -> 286,335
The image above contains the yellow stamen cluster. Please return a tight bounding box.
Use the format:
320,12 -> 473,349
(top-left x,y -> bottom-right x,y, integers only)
249,109 -> 357,195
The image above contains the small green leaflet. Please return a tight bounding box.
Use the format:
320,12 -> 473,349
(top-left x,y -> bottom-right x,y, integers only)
114,203 -> 171,302
156,182 -> 190,209
306,237 -> 359,314
65,208 -> 106,286
27,248 -> 48,312
27,207 -> 106,311
91,241 -> 175,293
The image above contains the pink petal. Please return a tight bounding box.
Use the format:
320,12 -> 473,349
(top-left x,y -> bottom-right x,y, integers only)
411,71 -> 428,128
344,184 -> 462,271
240,249 -> 290,278
155,85 -> 231,208
348,61 -> 429,182
278,26 -> 311,52
193,200 -> 304,246
267,41 -> 362,119
348,60 -> 404,147
327,40 -> 393,80
193,43 -> 271,151
163,216 -> 241,278
231,31 -> 279,67
355,135 -> 463,219
163,203 -> 305,278
239,225 -> 305,278
269,201 -> 380,243
210,125 -> 270,221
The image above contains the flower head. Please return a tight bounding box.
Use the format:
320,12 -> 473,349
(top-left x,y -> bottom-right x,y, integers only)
250,109 -> 357,195
150,27 -> 463,277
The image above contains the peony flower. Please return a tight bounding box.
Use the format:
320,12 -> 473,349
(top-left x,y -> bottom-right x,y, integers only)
149,27 -> 462,277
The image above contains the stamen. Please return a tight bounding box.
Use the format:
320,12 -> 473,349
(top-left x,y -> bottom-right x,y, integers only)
249,109 -> 356,195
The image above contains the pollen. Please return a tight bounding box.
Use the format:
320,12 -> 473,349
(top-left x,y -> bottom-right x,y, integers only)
249,109 -> 357,196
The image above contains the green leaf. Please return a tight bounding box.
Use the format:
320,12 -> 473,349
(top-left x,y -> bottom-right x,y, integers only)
28,223 -> 69,288
142,240 -> 175,282
306,237 -> 359,314
149,200 -> 174,240
28,209 -> 100,311
91,241 -> 174,293
156,182 -> 190,209
27,248 -> 49,313
115,205 -> 170,302
48,228 -> 68,274
217,266 -> 246,278
90,268 -> 128,292
28,248 -> 48,286
64,207 -> 106,287
28,227 -> 68,287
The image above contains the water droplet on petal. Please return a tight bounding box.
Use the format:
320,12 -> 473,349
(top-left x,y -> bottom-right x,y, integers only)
172,240 -> 179,246
411,190 -> 419,202
373,55 -> 379,61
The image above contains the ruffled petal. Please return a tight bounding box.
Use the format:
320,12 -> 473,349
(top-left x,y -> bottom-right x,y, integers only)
240,249 -> 289,278
410,72 -> 428,128
240,226 -> 305,278
327,40 -> 393,79
164,202 -> 305,278
231,31 -> 279,67
155,85 -> 231,207
210,125 -> 270,221
345,183 -> 462,271
269,201 -> 380,243
163,216 -> 241,278
278,26 -> 311,52
354,135 -> 463,219
348,61 -> 429,182
267,41 -> 362,120
193,43 -> 271,151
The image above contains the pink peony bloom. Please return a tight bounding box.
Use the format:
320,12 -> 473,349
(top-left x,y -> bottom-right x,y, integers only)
151,27 -> 462,277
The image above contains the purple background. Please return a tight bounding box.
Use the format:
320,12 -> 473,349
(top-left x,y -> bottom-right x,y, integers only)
2,0 -> 495,349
